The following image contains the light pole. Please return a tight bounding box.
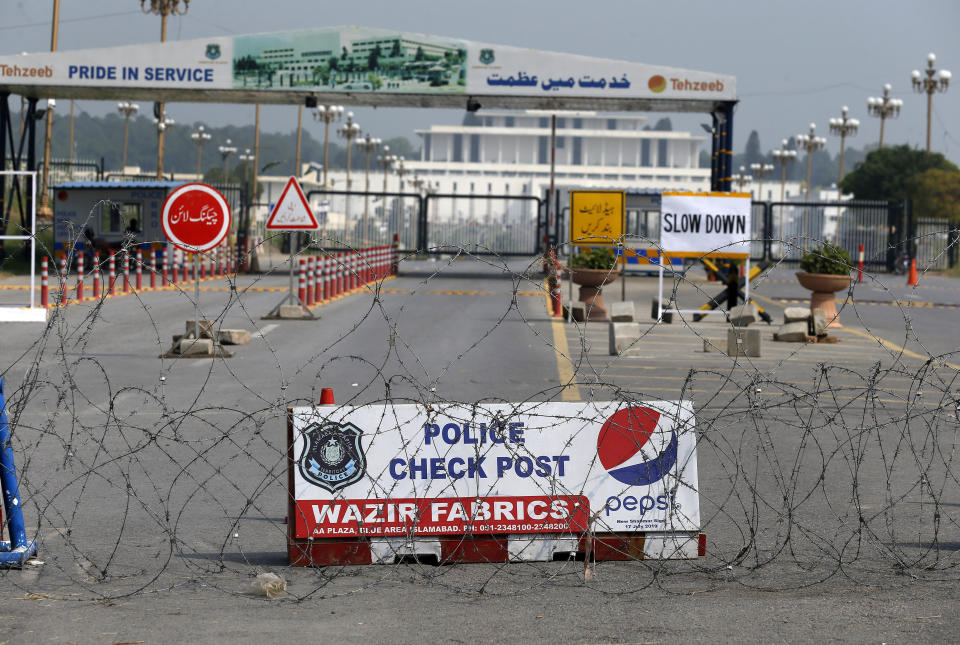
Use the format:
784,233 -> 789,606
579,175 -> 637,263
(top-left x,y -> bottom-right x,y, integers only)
771,139 -> 797,202
152,114 -> 174,178
312,105 -> 343,188
750,162 -> 775,201
141,0 -> 190,179
732,166 -> 753,193
379,147 -> 395,234
117,101 -> 140,171
829,107 -> 859,191
911,53 -> 951,153
218,139 -> 237,180
38,98 -> 55,215
338,112 -> 361,238
866,84 -> 902,148
394,156 -> 407,242
796,123 -> 826,201
190,125 -> 211,180
238,148 -> 255,195
356,133 -> 381,244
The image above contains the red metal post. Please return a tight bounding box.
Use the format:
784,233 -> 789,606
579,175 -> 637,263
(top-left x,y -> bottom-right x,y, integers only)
392,233 -> 399,276
857,243 -> 864,283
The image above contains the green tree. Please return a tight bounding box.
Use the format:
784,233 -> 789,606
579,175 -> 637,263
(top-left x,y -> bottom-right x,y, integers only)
390,40 -> 401,57
907,167 -> 960,224
839,145 -> 959,200
415,46 -> 425,62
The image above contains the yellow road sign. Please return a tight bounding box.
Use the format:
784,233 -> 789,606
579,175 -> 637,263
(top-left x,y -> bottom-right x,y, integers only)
569,190 -> 624,246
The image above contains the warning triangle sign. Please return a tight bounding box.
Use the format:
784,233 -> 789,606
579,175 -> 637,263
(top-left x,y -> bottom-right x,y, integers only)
265,177 -> 320,230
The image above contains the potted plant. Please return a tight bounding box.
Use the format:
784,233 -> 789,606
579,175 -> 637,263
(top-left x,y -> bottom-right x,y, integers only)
796,243 -> 852,328
567,247 -> 620,321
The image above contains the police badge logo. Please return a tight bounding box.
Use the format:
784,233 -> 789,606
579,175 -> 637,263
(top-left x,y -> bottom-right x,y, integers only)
205,43 -> 221,60
298,421 -> 366,493
479,49 -> 495,65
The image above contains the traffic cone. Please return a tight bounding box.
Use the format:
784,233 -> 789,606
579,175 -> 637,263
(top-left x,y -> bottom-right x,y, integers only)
319,388 -> 335,405
907,258 -> 918,286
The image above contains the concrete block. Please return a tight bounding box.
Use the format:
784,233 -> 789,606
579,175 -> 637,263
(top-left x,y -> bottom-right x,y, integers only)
783,306 -> 811,323
650,299 -> 674,324
703,339 -> 721,352
609,301 -> 636,322
774,321 -> 809,342
727,327 -> 761,357
609,322 -> 641,355
278,304 -> 304,319
218,329 -> 251,345
565,300 -> 586,323
811,309 -> 828,335
728,303 -> 759,327
175,337 -> 213,356
185,319 -> 215,339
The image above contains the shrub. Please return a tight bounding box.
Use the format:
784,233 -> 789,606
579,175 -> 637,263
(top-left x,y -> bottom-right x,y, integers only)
799,243 -> 852,275
569,247 -> 617,271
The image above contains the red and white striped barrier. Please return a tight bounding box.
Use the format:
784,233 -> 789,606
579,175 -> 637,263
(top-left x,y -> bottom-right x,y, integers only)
150,251 -> 157,289
857,243 -> 864,283
551,249 -> 562,318
298,258 -> 307,306
306,257 -> 315,306
40,256 -> 48,308
75,252 -> 85,302
135,249 -> 143,291
58,256 -> 68,304
108,253 -> 117,296
123,251 -> 131,294
92,252 -> 101,300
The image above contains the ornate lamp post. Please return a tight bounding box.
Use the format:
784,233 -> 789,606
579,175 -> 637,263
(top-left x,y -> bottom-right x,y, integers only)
356,133 -> 381,244
218,139 -> 237,179
152,114 -> 174,177
829,107 -> 859,190
141,0 -> 190,179
866,85 -> 902,148
117,101 -> 140,171
796,123 -> 826,201
732,166 -> 753,193
338,112 -> 361,235
312,105 -> 343,188
190,125 -> 211,180
911,53 -> 951,153
750,162 -> 775,201
771,139 -> 797,202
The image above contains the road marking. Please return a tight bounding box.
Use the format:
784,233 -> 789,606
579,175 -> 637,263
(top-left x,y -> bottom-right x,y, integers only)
552,317 -> 581,401
254,323 -> 278,339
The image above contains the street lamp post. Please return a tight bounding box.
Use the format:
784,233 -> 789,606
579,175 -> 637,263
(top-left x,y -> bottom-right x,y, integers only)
394,157 -> 407,243
356,133 -> 381,245
312,105 -> 343,188
117,101 -> 140,171
750,162 -> 775,202
771,139 -> 797,202
379,147 -> 394,235
829,107 -> 859,190
866,84 -> 903,148
911,53 -> 951,153
338,112 -> 361,239
140,0 -> 190,179
238,148 -> 255,201
218,139 -> 237,179
190,125 -> 211,180
796,123 -> 826,201
152,114 -> 174,178
732,166 -> 753,193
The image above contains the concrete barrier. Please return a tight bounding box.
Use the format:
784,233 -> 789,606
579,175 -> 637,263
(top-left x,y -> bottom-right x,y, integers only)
727,327 -> 761,357
609,301 -> 636,322
609,322 -> 642,355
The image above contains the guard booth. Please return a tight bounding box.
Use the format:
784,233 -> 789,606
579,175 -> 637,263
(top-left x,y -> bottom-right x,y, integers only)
52,180 -> 185,260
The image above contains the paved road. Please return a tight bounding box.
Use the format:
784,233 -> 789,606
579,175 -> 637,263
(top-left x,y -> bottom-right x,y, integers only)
0,258 -> 958,644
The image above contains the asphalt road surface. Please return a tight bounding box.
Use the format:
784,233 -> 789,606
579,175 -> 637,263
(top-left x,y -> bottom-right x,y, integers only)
0,257 -> 958,644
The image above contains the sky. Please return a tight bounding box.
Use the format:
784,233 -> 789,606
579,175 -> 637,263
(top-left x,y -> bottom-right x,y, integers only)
2,0 -> 959,164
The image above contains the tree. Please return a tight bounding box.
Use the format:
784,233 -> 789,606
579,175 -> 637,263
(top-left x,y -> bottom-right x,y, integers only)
839,144 -> 959,200
907,168 -> 960,224
415,46 -> 425,62
390,40 -> 401,57
652,117 -> 672,131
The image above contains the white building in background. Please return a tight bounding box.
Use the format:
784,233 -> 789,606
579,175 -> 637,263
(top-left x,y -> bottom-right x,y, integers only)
404,110 -> 710,207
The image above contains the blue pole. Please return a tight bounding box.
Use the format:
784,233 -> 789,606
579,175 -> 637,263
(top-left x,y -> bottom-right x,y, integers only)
0,377 -> 37,566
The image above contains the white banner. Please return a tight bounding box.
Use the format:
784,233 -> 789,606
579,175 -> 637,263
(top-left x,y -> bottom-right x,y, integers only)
660,192 -> 752,257
290,401 -> 699,538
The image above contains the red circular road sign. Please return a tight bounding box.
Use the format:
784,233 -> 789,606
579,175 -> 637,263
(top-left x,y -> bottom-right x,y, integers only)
161,183 -> 232,253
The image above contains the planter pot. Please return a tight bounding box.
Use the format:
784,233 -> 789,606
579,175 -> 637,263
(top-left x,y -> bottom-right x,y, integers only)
569,268 -> 619,321
795,272 -> 852,328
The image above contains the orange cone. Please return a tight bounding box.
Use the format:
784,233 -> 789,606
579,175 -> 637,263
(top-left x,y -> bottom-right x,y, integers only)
319,388 -> 335,405
907,258 -> 918,286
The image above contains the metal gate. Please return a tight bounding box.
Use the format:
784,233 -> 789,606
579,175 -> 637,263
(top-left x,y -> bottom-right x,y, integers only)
305,189 -> 424,250
422,193 -> 543,256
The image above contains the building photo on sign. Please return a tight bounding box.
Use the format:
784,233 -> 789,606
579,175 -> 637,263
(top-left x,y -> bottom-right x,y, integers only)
290,401 -> 699,539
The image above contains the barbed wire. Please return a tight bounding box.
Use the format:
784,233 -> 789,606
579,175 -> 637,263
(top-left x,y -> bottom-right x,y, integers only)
1,210 -> 960,604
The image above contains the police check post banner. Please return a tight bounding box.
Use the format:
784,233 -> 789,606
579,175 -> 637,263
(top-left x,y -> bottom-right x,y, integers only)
660,192 -> 751,258
291,402 -> 699,538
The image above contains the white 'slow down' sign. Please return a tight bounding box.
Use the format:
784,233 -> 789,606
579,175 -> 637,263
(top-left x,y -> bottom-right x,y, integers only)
660,192 -> 752,257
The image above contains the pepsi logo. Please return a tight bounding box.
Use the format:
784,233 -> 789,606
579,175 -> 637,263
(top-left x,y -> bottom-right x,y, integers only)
597,407 -> 677,486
